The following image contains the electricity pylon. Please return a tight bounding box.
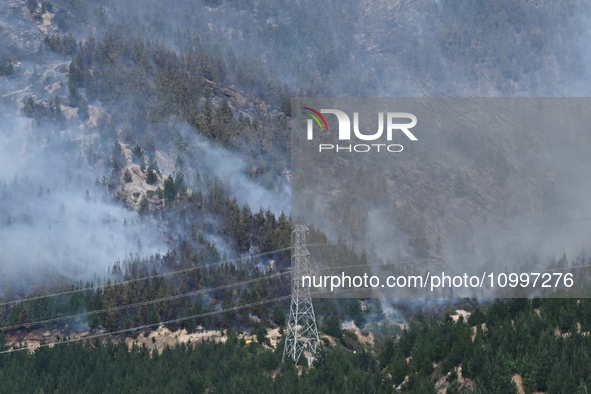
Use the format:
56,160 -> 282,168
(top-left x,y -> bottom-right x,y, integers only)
282,222 -> 319,366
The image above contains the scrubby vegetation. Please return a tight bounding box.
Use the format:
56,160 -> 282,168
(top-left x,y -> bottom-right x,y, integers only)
2,0 -> 591,392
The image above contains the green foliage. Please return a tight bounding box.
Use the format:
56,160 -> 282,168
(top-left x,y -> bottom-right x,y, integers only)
472,351 -> 517,394
138,194 -> 149,216
56,17 -> 67,29
2,212 -> 591,393
23,96 -> 35,117
44,32 -> 78,57
378,339 -> 394,367
54,95 -> 64,121
145,168 -> 158,185
147,305 -> 159,325
382,297 -> 591,393
272,304 -> 286,326
447,368 -> 458,382
467,307 -> 486,326
123,169 -> 132,183
26,0 -> 37,12
260,349 -> 279,370
21,96 -> 66,121
174,155 -> 184,170
64,0 -> 86,15
347,299 -> 366,328
68,61 -> 83,88
321,315 -> 343,339
256,326 -> 267,344
0,60 -> 14,76
147,156 -> 160,174
198,54 -> 214,80
368,299 -> 386,321
576,382 -> 589,394
131,145 -> 144,165
447,381 -> 461,394
112,140 -> 125,169
174,173 -> 187,194
4,2 -> 591,392
65,30 -> 290,184
163,175 -> 177,203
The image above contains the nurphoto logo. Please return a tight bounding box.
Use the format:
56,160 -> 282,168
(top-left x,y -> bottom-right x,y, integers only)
303,107 -> 418,153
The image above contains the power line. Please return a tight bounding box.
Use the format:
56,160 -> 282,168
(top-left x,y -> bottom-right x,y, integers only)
0,253 -> 368,334
0,295 -> 292,355
3,257 -> 589,355
2,243 -> 369,334
0,287 -> 370,356
0,246 -> 294,307
4,234 -> 584,322
0,272 -> 290,332
2,216 -> 589,308
0,243 -> 330,307
0,253 -> 357,333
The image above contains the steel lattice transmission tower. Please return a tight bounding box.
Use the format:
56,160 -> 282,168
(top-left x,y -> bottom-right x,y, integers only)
283,222 -> 320,366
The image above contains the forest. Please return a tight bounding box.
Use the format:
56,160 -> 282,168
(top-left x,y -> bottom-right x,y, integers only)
3,297 -> 591,393
2,0 -> 591,392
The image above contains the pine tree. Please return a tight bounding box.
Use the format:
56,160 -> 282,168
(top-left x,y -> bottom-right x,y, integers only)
272,304 -> 286,326
256,326 -> 267,344
23,96 -> 35,117
147,156 -> 160,174
447,381 -> 461,394
163,175 -> 176,203
77,98 -> 89,121
123,169 -> 132,183
26,0 -> 36,12
54,95 -> 64,121
371,299 -> 386,321
348,299 -> 366,328
146,168 -> 158,185
174,172 -> 187,194
379,339 -> 395,366
132,145 -> 144,165
138,194 -> 149,215
112,140 -> 125,169
198,54 -> 213,80
175,155 -> 184,170
322,315 -> 343,338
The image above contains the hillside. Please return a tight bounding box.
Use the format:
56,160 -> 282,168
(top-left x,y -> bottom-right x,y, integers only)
1,0 -> 591,393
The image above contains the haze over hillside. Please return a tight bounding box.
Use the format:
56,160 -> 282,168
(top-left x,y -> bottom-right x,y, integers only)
1,0 -> 591,289
3,1 -> 591,393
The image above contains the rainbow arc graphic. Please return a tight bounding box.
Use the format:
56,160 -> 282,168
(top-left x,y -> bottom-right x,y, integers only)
303,107 -> 329,132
